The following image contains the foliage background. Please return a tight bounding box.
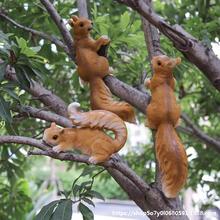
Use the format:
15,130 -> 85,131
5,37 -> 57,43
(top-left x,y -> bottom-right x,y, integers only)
0,0 -> 220,219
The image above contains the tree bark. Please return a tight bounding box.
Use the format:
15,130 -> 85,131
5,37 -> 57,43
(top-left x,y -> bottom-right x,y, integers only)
1,1 -> 219,219
115,0 -> 220,91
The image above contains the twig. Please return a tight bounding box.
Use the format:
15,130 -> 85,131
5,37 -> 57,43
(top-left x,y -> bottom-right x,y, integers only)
181,113 -> 220,152
40,0 -> 75,61
0,11 -> 69,54
76,0 -> 89,18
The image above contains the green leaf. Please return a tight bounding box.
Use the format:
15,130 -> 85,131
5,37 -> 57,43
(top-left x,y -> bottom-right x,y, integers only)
71,73 -> 80,90
88,190 -> 105,201
0,96 -> 11,122
30,46 -> 41,53
72,184 -> 80,197
5,121 -> 19,135
81,198 -> 95,207
59,190 -> 71,199
78,202 -> 94,220
2,87 -> 20,101
1,81 -> 17,89
35,200 -> 59,220
80,181 -> 93,190
15,37 -> 27,51
0,30 -> 9,41
120,11 -> 130,30
81,166 -> 98,177
51,199 -> 72,220
14,66 -> 30,89
0,62 -> 7,81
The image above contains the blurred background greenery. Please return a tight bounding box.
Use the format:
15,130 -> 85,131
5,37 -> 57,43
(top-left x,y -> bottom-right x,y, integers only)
0,0 -> 220,219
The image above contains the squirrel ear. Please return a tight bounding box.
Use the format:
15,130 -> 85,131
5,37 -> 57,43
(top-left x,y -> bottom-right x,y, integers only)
50,122 -> 56,127
69,16 -> 79,27
59,129 -> 65,134
72,15 -> 79,22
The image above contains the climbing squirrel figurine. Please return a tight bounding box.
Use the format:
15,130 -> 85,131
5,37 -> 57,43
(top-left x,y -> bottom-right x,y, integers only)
145,55 -> 188,198
69,15 -> 136,123
43,102 -> 127,164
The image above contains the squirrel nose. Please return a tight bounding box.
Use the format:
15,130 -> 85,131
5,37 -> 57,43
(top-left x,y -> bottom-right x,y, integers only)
88,26 -> 93,31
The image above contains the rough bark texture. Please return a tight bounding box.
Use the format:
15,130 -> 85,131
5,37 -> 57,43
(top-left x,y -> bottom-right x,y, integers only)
140,0 -> 164,196
115,0 -> 220,91
0,1 -> 219,219
76,0 -> 89,18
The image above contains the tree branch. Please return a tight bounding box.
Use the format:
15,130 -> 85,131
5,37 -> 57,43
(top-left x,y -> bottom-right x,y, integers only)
0,11 -> 69,54
0,134 -> 150,195
4,65 -> 67,117
140,0 -> 164,191
104,75 -> 150,113
13,105 -> 72,128
76,0 -> 89,18
40,0 -> 75,61
2,2 -> 214,155
115,0 -> 220,91
29,149 -> 150,192
0,133 -> 187,219
181,113 -> 220,152
141,0 -> 162,61
0,135 -> 47,151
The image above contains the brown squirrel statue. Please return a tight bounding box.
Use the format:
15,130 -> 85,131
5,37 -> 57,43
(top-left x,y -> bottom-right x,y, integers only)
145,55 -> 188,198
43,102 -> 127,164
69,15 -> 136,123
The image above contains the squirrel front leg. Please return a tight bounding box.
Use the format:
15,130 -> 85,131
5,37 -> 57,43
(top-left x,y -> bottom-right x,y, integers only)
94,35 -> 110,51
144,78 -> 151,90
53,144 -> 63,153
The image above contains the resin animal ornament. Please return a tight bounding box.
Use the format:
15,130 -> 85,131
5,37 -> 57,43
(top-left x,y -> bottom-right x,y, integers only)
145,55 -> 188,198
43,102 -> 127,164
69,15 -> 136,123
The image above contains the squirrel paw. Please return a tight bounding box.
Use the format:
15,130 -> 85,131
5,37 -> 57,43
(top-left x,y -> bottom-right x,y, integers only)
108,67 -> 114,75
88,156 -> 99,164
101,35 -> 110,45
144,78 -> 151,88
79,77 -> 88,87
53,145 -> 62,153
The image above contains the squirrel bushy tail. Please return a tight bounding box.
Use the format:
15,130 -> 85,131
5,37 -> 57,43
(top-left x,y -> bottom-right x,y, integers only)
68,102 -> 127,150
156,123 -> 188,198
89,77 -> 136,124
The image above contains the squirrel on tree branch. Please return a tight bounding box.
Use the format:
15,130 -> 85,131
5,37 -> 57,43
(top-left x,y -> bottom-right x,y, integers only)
145,55 -> 188,198
69,15 -> 136,123
43,102 -> 127,164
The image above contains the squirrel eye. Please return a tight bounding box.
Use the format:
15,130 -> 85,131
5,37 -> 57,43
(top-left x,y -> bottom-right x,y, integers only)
79,22 -> 84,27
91,22 -> 93,25
53,135 -> 58,140
157,61 -> 161,66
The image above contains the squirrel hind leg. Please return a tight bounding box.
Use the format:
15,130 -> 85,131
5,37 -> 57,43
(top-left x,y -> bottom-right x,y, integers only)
89,155 -> 109,164
146,118 -> 157,129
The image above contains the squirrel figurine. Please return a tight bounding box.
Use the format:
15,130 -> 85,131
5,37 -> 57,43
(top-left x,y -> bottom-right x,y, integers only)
43,102 -> 127,164
145,55 -> 188,198
69,15 -> 136,123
